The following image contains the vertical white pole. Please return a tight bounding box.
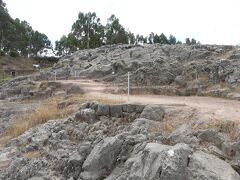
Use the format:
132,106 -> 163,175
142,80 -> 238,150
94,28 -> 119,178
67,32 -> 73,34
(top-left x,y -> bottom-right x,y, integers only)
128,72 -> 130,102
55,71 -> 56,81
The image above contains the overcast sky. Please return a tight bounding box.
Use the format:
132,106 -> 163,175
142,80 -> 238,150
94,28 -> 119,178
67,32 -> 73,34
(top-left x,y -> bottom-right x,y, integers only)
4,0 -> 240,45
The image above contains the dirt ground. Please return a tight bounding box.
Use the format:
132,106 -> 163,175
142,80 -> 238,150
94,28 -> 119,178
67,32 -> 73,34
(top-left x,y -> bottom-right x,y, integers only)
57,79 -> 240,122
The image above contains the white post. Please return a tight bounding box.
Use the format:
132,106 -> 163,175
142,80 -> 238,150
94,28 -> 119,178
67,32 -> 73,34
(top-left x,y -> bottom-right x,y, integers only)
128,72 -> 130,102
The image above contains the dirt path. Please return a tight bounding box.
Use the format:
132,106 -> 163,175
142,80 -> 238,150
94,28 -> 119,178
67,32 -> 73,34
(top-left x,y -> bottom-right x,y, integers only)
57,79 -> 240,121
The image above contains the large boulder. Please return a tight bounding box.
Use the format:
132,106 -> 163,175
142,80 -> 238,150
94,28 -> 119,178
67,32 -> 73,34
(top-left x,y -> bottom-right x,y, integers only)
122,104 -> 145,113
187,151 -> 240,180
197,129 -> 226,148
75,108 -> 98,123
96,104 -> 110,116
80,136 -> 123,180
140,105 -> 165,121
109,105 -> 123,118
168,124 -> 199,146
112,143 -> 192,180
66,84 -> 84,94
124,118 -> 161,135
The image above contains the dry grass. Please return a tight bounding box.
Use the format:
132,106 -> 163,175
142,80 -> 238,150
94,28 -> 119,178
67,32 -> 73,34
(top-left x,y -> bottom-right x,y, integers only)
0,97 -> 74,144
68,93 -> 125,105
0,69 -> 11,85
149,121 -> 175,135
23,150 -> 41,159
0,93 -> 124,146
161,121 -> 176,134
194,119 -> 240,141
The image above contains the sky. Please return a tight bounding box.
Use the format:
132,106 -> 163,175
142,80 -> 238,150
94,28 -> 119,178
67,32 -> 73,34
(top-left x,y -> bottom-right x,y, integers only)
4,0 -> 240,45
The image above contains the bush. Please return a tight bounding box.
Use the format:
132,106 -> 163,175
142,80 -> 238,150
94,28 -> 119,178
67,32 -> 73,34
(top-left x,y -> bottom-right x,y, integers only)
9,51 -> 19,57
0,51 -> 5,56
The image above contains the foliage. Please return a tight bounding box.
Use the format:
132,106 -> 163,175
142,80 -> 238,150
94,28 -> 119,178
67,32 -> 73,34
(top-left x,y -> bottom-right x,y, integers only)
185,38 -> 191,45
127,31 -> 135,44
169,34 -> 176,45
191,38 -> 197,45
72,12 -> 104,49
0,50 -> 4,56
55,11 -> 200,55
9,51 -> 18,57
0,1 -> 51,56
136,34 -> 147,44
176,40 -> 182,44
148,32 -> 154,44
105,14 -> 129,45
185,37 -> 198,45
159,33 -> 169,44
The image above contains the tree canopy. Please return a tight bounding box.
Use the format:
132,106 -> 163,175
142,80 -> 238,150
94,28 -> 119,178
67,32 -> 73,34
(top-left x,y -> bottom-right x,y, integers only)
105,15 -> 129,45
55,11 -> 199,56
71,12 -> 104,49
0,1 -> 51,57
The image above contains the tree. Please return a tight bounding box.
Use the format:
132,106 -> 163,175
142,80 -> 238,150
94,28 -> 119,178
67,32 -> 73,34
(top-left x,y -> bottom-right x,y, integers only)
185,37 -> 198,45
176,40 -> 182,44
55,34 -> 78,56
72,12 -> 104,49
148,32 -> 154,44
30,31 -> 51,55
159,33 -> 169,44
127,31 -> 135,44
185,38 -> 191,45
169,34 -> 176,45
0,0 -> 9,51
0,1 -> 51,56
136,34 -> 147,44
153,34 -> 160,44
105,14 -> 128,45
191,38 -> 197,45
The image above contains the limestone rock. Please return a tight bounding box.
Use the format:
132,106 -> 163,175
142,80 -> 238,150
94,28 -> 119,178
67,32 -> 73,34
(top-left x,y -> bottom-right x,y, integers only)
80,136 -> 123,180
168,124 -> 199,146
114,143 -> 192,180
110,105 -> 123,118
66,84 -> 84,94
96,104 -> 110,116
197,129 -> 226,148
75,108 -> 97,123
187,151 -> 240,180
140,105 -> 165,121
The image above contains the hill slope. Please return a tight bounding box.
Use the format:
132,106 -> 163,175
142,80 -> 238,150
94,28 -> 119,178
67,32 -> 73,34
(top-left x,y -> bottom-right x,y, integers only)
46,44 -> 240,99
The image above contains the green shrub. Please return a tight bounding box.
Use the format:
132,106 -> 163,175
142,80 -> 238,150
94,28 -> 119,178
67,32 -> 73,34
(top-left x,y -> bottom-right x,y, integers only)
9,51 -> 19,57
0,51 -> 5,56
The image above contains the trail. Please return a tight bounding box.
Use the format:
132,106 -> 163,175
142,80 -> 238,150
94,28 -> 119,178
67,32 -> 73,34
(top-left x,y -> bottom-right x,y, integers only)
57,79 -> 240,121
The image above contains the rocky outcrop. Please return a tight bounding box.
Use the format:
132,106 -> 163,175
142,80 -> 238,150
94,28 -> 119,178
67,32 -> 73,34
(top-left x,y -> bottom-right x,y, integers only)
140,104 -> 165,121
45,44 -> 240,99
187,151 -> 240,180
1,101 -> 240,179
111,143 -> 193,180
80,136 -> 123,179
0,78 -> 84,101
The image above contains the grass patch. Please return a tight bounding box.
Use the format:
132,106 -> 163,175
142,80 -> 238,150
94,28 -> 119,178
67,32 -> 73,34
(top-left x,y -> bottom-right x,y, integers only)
194,119 -> 240,141
68,93 -> 125,105
0,93 -> 124,146
0,69 -> 11,85
149,121 -> 175,135
0,98 -> 74,145
23,150 -> 41,159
